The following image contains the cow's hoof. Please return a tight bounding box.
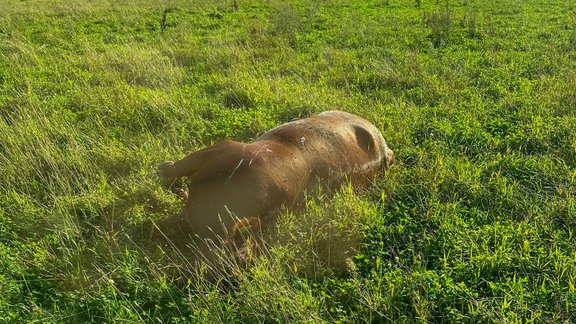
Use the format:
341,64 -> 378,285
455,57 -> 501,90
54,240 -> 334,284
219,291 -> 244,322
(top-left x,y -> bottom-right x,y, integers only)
173,188 -> 189,201
158,161 -> 175,177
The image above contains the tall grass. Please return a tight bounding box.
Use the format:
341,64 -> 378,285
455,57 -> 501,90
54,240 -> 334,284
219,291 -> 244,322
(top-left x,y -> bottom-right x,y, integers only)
1,0 -> 576,321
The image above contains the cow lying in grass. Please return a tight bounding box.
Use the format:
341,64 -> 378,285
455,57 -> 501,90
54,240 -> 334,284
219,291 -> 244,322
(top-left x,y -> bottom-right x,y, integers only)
159,111 -> 393,250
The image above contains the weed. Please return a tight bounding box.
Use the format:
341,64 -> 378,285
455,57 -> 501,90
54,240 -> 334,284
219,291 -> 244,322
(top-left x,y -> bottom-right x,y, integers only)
160,8 -> 168,34
426,3 -> 453,48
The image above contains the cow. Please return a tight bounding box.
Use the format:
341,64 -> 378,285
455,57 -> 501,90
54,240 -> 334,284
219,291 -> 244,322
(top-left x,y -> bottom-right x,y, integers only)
159,111 -> 393,249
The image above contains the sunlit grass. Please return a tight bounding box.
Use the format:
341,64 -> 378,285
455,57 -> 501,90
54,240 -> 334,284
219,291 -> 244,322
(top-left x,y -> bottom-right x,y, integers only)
1,0 -> 576,321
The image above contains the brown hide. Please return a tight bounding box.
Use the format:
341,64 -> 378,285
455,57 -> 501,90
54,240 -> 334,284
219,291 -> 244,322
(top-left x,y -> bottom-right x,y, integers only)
160,111 -> 394,243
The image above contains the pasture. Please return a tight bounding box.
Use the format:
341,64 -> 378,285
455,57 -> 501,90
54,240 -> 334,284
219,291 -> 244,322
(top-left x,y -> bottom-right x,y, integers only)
1,0 -> 576,321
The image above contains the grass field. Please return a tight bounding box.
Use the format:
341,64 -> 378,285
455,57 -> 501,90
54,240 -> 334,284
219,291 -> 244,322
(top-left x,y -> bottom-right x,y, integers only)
2,0 -> 576,322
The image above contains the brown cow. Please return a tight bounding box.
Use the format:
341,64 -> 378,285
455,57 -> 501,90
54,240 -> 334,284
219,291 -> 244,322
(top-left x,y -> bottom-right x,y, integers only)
159,111 -> 393,247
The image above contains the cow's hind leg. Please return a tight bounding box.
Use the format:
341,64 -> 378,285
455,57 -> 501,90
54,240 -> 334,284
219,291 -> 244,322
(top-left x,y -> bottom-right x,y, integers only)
159,148 -> 213,178
157,161 -> 190,200
159,141 -> 238,178
158,152 -> 208,200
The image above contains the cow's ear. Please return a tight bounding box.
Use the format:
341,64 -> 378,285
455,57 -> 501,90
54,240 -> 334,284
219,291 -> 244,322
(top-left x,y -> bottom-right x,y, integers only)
354,125 -> 376,153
